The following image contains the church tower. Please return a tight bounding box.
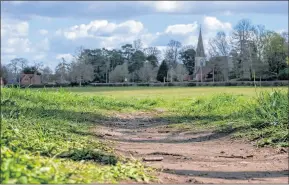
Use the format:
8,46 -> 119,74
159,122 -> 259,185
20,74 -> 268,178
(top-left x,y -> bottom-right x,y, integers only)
194,26 -> 206,74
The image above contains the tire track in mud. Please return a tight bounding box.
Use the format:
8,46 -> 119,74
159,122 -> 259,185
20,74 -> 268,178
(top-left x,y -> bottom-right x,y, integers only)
92,112 -> 288,184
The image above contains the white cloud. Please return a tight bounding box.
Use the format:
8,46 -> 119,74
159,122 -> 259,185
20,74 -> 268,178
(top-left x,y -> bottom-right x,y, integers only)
156,17 -> 232,56
1,19 -> 53,66
183,35 -> 198,46
59,20 -> 144,40
39,29 -> 48,35
5,38 -> 31,53
1,21 -> 29,37
165,22 -> 198,35
2,48 -> 15,54
154,1 -> 183,12
140,1 -> 185,13
52,19 -> 157,50
56,53 -> 74,62
139,33 -> 158,47
1,20 -> 31,54
203,16 -> 232,32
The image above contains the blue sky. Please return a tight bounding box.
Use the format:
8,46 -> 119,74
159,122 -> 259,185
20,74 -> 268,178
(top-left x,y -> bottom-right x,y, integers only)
1,1 -> 288,70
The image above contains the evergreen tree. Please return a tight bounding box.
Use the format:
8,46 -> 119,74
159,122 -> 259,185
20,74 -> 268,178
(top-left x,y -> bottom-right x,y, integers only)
179,48 -> 196,75
129,50 -> 146,73
156,60 -> 168,82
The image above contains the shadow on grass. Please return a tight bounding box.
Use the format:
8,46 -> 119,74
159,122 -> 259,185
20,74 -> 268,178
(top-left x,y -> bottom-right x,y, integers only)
163,169 -> 289,180
28,108 -> 249,140
58,148 -> 118,165
2,105 -> 250,144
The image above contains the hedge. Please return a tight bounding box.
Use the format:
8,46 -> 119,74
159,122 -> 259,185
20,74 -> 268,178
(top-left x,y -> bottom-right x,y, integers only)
3,81 -> 288,88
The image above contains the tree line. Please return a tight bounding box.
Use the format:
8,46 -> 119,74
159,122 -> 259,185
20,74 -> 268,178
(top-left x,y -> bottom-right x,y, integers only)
1,19 -> 288,85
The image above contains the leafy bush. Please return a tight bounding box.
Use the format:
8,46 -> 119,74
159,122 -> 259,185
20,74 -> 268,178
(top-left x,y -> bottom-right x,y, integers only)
278,68 -> 289,80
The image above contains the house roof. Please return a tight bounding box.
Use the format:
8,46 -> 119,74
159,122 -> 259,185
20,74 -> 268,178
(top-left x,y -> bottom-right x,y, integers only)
21,73 -> 41,81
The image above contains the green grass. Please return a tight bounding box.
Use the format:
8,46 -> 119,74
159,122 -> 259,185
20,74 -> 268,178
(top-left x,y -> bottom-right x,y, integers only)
1,86 -> 288,183
1,88 -> 156,184
36,86 -> 286,98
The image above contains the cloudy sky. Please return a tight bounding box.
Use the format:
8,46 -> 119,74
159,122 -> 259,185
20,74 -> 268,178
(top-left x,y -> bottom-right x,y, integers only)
1,1 -> 288,69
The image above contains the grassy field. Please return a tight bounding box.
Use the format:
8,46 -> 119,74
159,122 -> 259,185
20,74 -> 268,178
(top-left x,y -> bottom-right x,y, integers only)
1,86 -> 288,183
38,86 -> 286,98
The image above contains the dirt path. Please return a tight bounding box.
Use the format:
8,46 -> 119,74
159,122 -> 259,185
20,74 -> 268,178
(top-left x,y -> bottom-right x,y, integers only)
93,112 -> 288,184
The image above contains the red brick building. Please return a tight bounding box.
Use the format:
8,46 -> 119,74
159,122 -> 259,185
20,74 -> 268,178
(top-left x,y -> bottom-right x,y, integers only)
20,73 -> 42,85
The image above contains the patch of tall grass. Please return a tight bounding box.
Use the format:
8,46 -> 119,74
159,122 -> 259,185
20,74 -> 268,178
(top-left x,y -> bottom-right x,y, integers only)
169,89 -> 288,146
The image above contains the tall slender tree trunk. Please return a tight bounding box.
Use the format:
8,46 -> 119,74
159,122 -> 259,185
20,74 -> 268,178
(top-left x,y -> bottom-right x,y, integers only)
79,77 -> 82,86
213,66 -> 215,82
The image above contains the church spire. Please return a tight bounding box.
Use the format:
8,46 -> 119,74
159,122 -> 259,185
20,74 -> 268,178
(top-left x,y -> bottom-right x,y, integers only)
196,25 -> 205,57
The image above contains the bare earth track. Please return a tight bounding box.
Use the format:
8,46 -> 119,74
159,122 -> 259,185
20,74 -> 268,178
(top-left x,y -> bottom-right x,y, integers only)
93,112 -> 288,184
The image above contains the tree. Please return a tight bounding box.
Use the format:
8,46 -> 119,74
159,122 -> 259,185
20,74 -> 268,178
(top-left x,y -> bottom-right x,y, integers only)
252,25 -> 268,61
263,31 -> 287,77
136,61 -> 157,82
167,67 -> 176,82
133,39 -> 143,51
121,44 -> 134,62
165,40 -> 182,68
33,61 -> 44,72
281,31 -> 288,57
41,66 -> 53,83
69,61 -> 94,86
55,58 -> 70,83
22,66 -> 41,75
229,49 -> 242,78
156,60 -> 169,82
8,58 -> 28,84
109,63 -> 129,83
208,31 -> 230,57
179,48 -> 196,75
144,47 -> 161,60
107,49 -> 125,70
75,47 -> 129,83
78,48 -> 106,82
175,64 -> 188,82
129,50 -> 146,73
0,64 -> 9,82
146,55 -> 158,68
230,19 -> 256,79
231,19 -> 255,51
1,64 -> 14,84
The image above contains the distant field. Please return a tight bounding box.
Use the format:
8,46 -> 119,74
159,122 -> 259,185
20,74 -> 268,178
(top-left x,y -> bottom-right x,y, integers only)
33,86 -> 287,98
